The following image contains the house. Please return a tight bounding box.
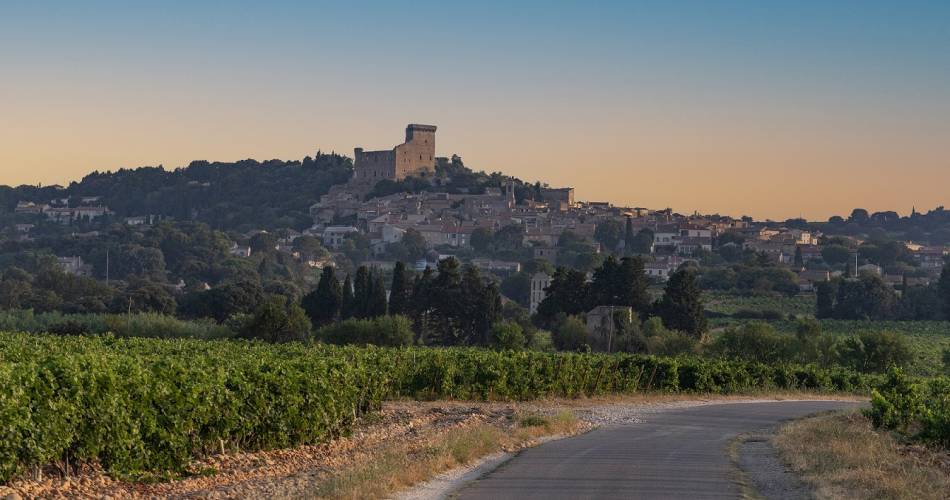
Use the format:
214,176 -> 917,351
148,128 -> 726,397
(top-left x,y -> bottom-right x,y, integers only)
585,306 -> 634,349
645,262 -> 672,282
858,263 -> 882,276
883,274 -> 904,287
799,246 -> 823,263
363,260 -> 397,272
676,236 -> 712,256
914,247 -> 947,270
652,224 -> 680,250
15,201 -> 47,215
229,243 -> 252,258
470,258 -> 521,275
797,269 -> 830,292
56,256 -> 87,276
533,246 -> 558,262
322,226 -> 359,249
529,272 -> 552,314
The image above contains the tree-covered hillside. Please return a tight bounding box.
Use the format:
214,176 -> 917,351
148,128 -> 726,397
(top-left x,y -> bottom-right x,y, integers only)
0,152 -> 353,232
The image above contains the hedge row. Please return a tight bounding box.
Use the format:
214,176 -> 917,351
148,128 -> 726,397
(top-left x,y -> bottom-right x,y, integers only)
0,333 -> 879,482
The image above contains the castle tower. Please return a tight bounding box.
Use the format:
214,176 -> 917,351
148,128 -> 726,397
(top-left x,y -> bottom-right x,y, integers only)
395,124 -> 437,180
353,124 -> 437,183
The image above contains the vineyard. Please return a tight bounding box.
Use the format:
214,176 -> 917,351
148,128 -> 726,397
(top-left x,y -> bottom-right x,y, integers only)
703,292 -> 816,318
867,369 -> 950,448
0,333 -> 879,483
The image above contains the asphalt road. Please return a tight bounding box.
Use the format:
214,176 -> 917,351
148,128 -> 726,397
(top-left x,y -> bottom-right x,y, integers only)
455,401 -> 862,500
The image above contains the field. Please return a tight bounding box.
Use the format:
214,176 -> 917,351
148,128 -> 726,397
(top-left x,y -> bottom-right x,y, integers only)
0,332 -> 877,483
704,292 -> 816,318
709,318 -> 950,376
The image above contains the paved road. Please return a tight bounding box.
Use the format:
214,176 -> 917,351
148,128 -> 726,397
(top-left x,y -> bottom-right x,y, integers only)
456,401 -> 862,500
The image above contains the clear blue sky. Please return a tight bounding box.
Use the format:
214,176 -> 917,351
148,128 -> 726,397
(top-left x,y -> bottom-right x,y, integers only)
2,1 -> 948,218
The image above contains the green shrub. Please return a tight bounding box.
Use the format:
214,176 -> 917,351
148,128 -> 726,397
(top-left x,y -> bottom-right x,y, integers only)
490,321 -> 526,350
318,315 -> 414,347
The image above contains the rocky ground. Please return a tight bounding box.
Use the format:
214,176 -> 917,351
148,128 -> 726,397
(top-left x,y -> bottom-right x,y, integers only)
0,394 -> 861,499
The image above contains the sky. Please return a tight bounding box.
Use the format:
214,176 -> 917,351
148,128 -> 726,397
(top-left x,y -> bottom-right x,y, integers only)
1,0 -> 948,220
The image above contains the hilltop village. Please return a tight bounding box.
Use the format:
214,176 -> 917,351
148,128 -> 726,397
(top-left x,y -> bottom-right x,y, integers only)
2,123 -> 949,333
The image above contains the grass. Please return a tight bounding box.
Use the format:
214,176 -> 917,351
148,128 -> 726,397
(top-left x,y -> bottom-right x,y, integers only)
774,411 -> 950,500
704,292 -> 816,317
311,410 -> 581,499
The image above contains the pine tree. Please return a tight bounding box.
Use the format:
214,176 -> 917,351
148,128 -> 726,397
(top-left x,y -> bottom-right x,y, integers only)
341,274 -> 355,320
389,261 -> 412,316
301,266 -> 342,327
655,268 -> 707,338
535,267 -> 590,327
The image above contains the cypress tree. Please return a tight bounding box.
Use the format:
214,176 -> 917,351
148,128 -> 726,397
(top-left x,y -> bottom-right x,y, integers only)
940,264 -> 950,320
353,266 -> 371,318
655,268 -> 707,338
411,267 -> 435,343
794,246 -> 804,268
367,272 -> 388,317
389,261 -> 412,316
341,274 -> 355,320
301,266 -> 342,327
815,279 -> 838,319
624,217 -> 634,255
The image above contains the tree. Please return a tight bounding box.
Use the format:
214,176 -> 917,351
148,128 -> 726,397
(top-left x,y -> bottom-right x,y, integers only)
301,266 -> 343,327
552,314 -> 588,351
833,275 -> 898,320
655,269 -> 707,338
629,228 -> 655,255
839,331 -> 912,373
822,245 -> 851,265
594,219 -> 624,253
535,267 -> 590,327
815,279 -> 838,318
179,280 -> 264,322
940,264 -> 950,320
794,246 -> 804,268
123,278 -> 177,314
238,296 -> 311,343
848,208 -> 870,224
428,258 -> 464,345
367,272 -> 388,318
249,232 -> 278,254
500,272 -> 531,307
402,228 -> 427,260
490,321 -> 526,350
341,274 -> 355,320
470,227 -> 493,253
388,261 -> 412,316
588,256 -> 650,314
353,266 -> 371,318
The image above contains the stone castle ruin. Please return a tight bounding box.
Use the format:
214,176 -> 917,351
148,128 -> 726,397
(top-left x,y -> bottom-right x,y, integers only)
353,124 -> 437,183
